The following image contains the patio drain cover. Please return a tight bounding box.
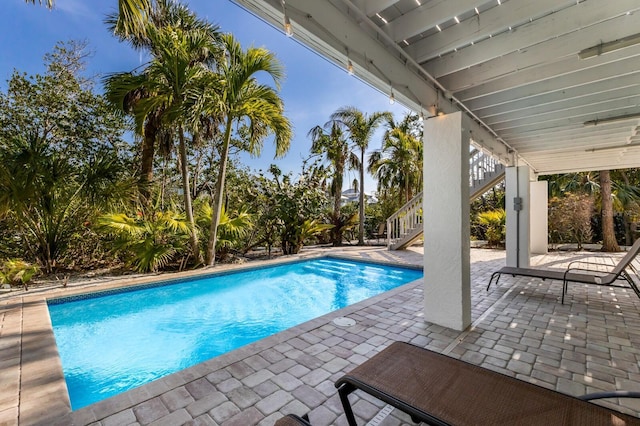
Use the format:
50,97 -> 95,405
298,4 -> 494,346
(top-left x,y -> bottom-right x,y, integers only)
333,316 -> 356,327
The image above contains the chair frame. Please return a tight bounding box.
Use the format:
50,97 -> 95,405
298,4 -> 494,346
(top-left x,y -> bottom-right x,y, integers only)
335,342 -> 640,426
487,239 -> 640,303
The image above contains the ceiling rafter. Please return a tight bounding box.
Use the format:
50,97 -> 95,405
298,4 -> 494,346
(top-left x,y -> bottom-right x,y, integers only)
438,12 -> 640,91
384,0 -> 483,43
424,0 -> 640,79
406,0 -> 569,63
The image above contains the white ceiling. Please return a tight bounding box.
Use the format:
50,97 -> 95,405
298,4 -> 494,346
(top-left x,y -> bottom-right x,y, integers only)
233,0 -> 640,175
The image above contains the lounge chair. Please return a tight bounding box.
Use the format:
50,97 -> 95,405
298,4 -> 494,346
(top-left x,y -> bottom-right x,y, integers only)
487,238 -> 640,303
372,222 -> 387,242
274,414 -> 312,426
336,341 -> 640,426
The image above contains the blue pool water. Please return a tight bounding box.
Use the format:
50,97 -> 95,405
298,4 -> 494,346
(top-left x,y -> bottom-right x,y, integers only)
48,258 -> 422,410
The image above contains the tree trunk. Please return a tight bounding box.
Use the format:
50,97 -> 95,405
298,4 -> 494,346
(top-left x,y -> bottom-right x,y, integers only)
332,168 -> 343,247
206,116 -> 233,266
139,115 -> 159,205
178,128 -> 202,264
600,170 -> 620,252
358,148 -> 365,245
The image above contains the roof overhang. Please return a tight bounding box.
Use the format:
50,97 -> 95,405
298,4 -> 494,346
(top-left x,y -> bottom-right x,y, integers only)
233,0 -> 640,175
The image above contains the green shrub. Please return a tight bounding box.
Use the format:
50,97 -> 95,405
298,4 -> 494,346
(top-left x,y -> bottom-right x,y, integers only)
0,259 -> 40,290
477,209 -> 506,247
548,193 -> 594,249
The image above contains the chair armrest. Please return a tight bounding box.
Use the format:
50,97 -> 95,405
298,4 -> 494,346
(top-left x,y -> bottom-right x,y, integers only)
566,260 -> 615,273
579,391 -> 640,401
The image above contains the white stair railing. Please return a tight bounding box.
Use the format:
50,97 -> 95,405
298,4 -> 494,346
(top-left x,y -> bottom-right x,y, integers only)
470,148 -> 505,194
386,149 -> 506,250
387,191 -> 423,249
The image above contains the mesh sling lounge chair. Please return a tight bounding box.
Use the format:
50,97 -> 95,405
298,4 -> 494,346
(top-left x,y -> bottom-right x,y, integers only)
336,341 -> 640,426
487,238 -> 640,303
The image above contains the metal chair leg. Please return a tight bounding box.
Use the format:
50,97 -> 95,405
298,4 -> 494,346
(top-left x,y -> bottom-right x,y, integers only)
338,384 -> 358,426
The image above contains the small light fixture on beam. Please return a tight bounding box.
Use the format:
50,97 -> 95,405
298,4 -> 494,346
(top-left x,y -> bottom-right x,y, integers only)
283,14 -> 293,37
579,33 -> 640,59
347,59 -> 354,75
584,112 -> 640,126
418,105 -> 424,122
389,88 -> 395,105
427,104 -> 445,117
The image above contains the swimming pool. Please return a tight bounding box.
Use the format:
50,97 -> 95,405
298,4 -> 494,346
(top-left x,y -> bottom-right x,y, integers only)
47,257 -> 422,410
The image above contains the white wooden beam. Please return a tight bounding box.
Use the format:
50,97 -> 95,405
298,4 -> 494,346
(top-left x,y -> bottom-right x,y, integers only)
456,44 -> 640,103
495,102 -> 640,137
405,0 -> 570,63
508,124 -> 635,145
515,134 -> 636,153
483,86 -> 640,126
464,57 -> 640,114
352,0 -> 398,17
384,0 -> 483,43
438,12 -> 640,91
477,73 -> 640,117
425,0 -> 640,79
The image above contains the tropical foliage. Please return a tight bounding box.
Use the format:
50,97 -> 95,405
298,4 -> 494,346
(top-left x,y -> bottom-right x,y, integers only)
476,209 -> 506,247
548,193 -> 594,250
330,107 -> 391,245
0,259 -> 40,290
308,121 -> 357,246
0,42 -> 133,272
203,33 -> 291,266
97,210 -> 191,272
369,113 -> 423,204
253,165 -> 331,255
542,170 -> 640,251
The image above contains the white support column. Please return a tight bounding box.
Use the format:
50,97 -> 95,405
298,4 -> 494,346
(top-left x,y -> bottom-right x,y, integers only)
530,181 -> 548,254
505,166 -> 531,267
423,112 -> 471,331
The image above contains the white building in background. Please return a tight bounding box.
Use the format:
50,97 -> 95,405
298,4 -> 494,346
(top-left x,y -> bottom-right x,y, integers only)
341,189 -> 378,206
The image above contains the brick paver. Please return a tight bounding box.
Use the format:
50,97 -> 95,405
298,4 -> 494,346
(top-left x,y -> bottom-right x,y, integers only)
3,246 -> 640,425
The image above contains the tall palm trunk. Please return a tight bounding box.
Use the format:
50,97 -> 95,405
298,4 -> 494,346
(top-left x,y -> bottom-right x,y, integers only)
206,115 -> 233,266
332,167 -> 343,246
178,127 -> 202,264
139,115 -> 159,204
358,148 -> 365,245
600,170 -> 620,252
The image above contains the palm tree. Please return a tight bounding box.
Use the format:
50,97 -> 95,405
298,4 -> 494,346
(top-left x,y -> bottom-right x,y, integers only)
600,170 -> 620,252
308,122 -> 358,246
201,34 -> 292,266
107,23 -> 219,264
104,0 -> 220,204
545,170 -> 640,251
330,107 -> 391,245
369,113 -> 423,204
26,0 -> 152,38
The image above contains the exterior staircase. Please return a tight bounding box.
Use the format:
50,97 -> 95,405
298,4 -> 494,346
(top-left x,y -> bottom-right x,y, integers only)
387,149 -> 505,250
469,148 -> 506,200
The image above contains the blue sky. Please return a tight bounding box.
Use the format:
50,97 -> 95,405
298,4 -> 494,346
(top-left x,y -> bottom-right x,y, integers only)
2,0 -> 411,193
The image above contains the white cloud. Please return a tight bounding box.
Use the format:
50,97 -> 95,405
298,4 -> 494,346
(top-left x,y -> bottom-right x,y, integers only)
55,0 -> 104,21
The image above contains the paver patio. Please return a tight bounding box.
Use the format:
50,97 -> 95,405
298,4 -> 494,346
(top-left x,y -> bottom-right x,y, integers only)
2,246 -> 640,425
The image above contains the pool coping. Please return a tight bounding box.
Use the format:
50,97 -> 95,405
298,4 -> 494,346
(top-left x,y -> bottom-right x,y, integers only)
14,252 -> 423,425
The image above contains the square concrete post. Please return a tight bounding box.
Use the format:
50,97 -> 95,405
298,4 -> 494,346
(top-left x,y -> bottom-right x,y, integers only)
423,112 -> 471,331
506,166 -> 531,267
530,180 -> 548,254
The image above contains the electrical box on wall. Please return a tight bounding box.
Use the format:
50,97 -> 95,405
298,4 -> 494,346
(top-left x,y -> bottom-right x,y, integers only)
513,197 -> 523,211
